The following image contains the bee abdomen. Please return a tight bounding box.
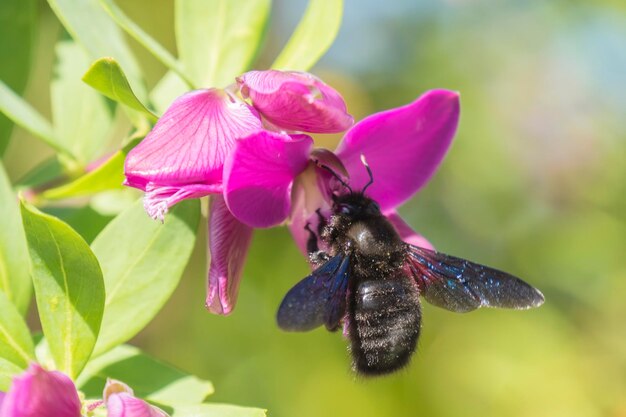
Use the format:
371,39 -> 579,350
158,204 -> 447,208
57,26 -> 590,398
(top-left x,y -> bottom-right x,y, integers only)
350,278 -> 422,376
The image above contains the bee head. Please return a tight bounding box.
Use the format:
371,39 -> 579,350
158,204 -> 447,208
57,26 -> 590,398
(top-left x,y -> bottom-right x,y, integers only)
332,193 -> 381,218
319,153 -> 378,218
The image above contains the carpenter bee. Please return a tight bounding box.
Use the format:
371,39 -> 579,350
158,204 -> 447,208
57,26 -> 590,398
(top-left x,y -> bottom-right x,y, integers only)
277,160 -> 544,376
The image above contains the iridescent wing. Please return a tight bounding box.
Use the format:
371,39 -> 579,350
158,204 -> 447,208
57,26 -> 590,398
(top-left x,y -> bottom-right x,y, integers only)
408,245 -> 544,313
277,254 -> 351,331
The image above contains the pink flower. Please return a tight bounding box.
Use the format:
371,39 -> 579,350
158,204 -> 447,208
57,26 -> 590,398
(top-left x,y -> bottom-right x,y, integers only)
224,88 -> 460,263
0,364 -> 81,417
237,70 -> 353,133
102,379 -> 168,417
123,70 -> 352,315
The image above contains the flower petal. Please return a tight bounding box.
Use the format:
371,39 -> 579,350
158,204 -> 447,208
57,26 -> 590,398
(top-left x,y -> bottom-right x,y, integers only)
103,379 -> 134,402
237,70 -> 353,133
142,182 -> 222,221
206,195 -> 254,315
124,88 -> 262,191
0,364 -> 81,417
106,393 -> 168,417
288,165 -> 329,256
385,211 -> 434,250
335,89 -> 460,210
224,131 -> 314,228
310,148 -> 351,203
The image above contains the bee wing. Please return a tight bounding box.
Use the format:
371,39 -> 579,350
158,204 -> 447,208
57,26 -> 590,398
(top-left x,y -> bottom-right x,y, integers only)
277,254 -> 351,332
408,245 -> 544,313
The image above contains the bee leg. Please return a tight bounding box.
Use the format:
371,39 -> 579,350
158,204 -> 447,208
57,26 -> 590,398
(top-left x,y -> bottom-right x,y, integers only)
305,222 -> 330,267
305,223 -> 319,253
315,208 -> 327,236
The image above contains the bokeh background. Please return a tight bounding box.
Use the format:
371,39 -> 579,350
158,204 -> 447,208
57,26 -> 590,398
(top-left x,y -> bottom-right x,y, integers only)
2,0 -> 626,416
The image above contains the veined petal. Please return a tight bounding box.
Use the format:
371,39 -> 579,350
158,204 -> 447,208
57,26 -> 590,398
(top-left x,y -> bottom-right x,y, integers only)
224,131 -> 314,228
206,195 -> 254,315
335,90 -> 460,210
237,70 -> 353,133
124,89 -> 263,191
385,211 -> 434,250
0,364 -> 81,417
106,393 -> 168,417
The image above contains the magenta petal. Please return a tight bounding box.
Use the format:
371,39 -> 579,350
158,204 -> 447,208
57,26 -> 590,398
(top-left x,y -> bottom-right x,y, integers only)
106,393 -> 168,417
124,88 -> 262,194
335,89 -> 460,210
143,182 -> 222,221
385,211 -> 434,250
0,364 -> 81,417
224,131 -> 314,228
237,70 -> 353,133
288,166 -> 329,256
206,195 -> 253,315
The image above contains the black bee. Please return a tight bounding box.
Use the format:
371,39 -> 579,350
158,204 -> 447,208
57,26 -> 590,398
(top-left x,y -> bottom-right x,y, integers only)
277,162 -> 544,376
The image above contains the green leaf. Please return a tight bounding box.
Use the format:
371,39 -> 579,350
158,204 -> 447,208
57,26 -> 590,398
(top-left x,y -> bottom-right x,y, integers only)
0,292 -> 35,377
0,80 -> 71,157
172,404 -> 267,417
0,357 -> 23,391
272,0 -> 343,71
91,199 -> 200,356
0,0 -> 37,155
175,0 -> 271,87
44,205 -> 115,245
0,163 -> 31,314
97,0 -> 194,87
20,202 -> 105,378
42,138 -> 141,201
15,157 -> 64,190
78,345 -> 213,405
46,0 -> 146,100
83,58 -> 157,120
51,40 -> 113,163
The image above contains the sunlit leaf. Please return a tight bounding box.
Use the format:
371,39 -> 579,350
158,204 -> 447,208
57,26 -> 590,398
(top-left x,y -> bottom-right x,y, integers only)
0,292 -> 35,383
42,138 -> 141,200
0,80 -> 71,157
0,163 -> 31,314
91,199 -> 200,356
83,58 -> 157,120
51,40 -> 112,164
20,202 -> 105,378
175,0 -> 271,87
172,404 -> 267,417
0,0 -> 37,155
78,345 -> 214,405
97,0 -> 193,87
272,0 -> 343,71
46,0 -> 146,100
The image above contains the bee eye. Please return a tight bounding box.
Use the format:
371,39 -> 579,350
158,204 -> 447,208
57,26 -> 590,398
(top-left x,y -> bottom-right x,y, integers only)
339,205 -> 352,214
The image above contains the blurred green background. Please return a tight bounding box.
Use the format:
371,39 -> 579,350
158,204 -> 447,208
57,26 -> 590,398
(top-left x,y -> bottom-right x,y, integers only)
2,0 -> 626,416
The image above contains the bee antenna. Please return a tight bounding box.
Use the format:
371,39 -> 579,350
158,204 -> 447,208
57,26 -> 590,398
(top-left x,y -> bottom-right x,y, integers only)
360,154 -> 374,192
319,164 -> 352,193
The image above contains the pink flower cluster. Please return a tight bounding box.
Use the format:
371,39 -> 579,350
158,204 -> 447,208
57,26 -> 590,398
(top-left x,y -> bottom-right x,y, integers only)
124,70 -> 460,315
0,364 -> 167,417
